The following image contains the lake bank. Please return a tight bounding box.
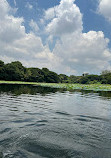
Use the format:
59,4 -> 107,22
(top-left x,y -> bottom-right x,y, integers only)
0,80 -> 111,91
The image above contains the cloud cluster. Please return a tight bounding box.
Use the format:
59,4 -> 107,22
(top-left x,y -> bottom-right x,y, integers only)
0,0 -> 58,70
0,0 -> 111,75
98,0 -> 111,21
45,0 -> 83,36
45,0 -> 111,74
53,31 -> 111,74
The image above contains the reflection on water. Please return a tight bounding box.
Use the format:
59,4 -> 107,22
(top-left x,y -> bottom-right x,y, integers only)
0,84 -> 64,96
0,84 -> 111,98
0,84 -> 111,158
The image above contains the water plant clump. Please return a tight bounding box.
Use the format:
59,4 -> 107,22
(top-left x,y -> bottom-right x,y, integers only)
0,81 -> 111,91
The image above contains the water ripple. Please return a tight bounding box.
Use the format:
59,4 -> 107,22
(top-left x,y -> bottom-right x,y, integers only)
0,85 -> 111,157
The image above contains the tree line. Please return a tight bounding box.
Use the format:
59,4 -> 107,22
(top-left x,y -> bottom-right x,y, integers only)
0,60 -> 111,84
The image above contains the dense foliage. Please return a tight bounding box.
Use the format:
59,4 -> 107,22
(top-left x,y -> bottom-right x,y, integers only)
0,60 -> 111,84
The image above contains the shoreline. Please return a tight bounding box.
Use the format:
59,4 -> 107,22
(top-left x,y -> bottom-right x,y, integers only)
0,81 -> 111,91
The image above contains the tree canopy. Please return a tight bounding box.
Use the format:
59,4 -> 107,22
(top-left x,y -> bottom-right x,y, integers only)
0,60 -> 111,84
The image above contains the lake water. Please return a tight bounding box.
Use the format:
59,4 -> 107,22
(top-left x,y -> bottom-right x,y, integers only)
0,84 -> 111,158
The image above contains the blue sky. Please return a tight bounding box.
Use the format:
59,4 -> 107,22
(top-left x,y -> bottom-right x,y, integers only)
1,0 -> 111,75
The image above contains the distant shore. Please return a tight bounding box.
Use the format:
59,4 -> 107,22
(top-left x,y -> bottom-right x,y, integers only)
0,81 -> 111,91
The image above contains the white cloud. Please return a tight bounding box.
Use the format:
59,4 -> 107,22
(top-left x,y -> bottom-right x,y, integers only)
44,7 -> 56,20
0,0 -> 25,43
25,2 -> 33,10
0,16 -> 25,43
29,19 -> 39,32
53,31 -> 111,74
44,0 -> 83,36
43,0 -> 111,75
0,0 -> 10,19
0,0 -> 59,71
98,0 -> 111,21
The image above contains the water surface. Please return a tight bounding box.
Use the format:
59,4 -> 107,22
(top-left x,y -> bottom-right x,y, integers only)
0,84 -> 111,158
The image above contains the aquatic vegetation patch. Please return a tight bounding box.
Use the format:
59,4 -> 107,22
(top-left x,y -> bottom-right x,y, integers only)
0,81 -> 111,91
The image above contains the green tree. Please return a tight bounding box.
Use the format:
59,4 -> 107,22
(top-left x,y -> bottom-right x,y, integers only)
59,74 -> 69,83
26,68 -> 44,82
101,72 -> 111,84
3,61 -> 25,81
42,68 -> 60,83
69,75 -> 78,83
0,60 -> 4,67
